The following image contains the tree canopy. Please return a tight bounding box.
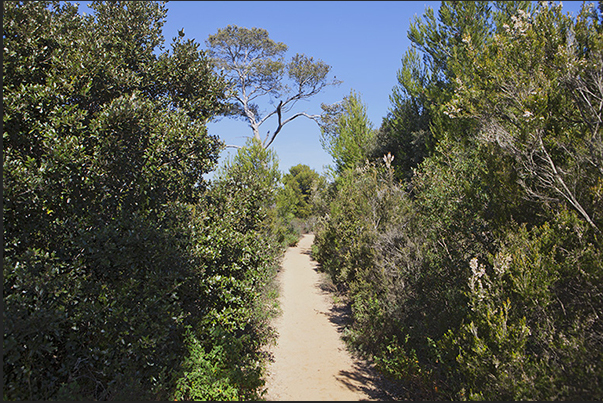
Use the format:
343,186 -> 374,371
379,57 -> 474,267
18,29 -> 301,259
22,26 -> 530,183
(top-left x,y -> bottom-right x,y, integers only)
206,25 -> 341,148
277,164 -> 324,219
319,90 -> 375,174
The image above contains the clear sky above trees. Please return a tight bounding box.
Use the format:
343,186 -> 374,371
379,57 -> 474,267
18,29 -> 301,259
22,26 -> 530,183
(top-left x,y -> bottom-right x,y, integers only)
82,1 -> 588,175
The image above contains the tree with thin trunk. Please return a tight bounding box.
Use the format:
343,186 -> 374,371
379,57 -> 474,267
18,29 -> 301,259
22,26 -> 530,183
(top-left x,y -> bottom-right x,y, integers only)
443,2 -> 602,233
206,25 -> 341,149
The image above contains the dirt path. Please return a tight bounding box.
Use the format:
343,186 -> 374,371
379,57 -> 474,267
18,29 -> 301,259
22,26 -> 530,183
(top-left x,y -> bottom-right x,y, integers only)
263,233 -> 393,401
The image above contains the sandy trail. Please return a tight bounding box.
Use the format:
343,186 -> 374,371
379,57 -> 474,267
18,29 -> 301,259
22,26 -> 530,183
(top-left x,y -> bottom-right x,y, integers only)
263,233 -> 387,401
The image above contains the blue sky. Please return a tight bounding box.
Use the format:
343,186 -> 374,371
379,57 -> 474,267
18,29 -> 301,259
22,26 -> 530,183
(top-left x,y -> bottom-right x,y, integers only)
161,1 -> 443,176
82,1 -> 589,176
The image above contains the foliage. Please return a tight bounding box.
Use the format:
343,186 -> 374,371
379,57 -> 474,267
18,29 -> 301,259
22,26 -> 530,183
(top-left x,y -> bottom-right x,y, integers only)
3,2 -> 281,401
212,137 -> 281,234
173,330 -> 241,401
313,1 -> 603,401
370,1 -> 535,183
448,210 -> 603,400
313,162 -> 410,287
206,25 -> 340,148
369,48 -> 434,182
272,163 -> 326,246
276,163 -> 325,220
445,1 -> 603,233
319,90 -> 375,174
172,143 -> 284,400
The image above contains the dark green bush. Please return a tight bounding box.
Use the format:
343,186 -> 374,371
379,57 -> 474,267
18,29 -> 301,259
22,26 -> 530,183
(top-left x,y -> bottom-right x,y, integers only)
169,138 -> 283,401
315,140 -> 603,401
273,163 -> 328,246
3,2 -> 281,400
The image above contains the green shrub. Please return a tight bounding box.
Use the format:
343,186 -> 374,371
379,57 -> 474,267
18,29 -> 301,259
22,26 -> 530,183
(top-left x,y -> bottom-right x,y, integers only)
315,138 -> 603,400
3,3 -> 281,400
273,163 -> 328,246
449,209 -> 603,400
313,1 -> 603,400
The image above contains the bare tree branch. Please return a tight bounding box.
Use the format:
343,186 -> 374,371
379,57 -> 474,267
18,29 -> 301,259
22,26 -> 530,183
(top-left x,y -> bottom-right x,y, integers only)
482,121 -> 600,233
263,102 -> 320,148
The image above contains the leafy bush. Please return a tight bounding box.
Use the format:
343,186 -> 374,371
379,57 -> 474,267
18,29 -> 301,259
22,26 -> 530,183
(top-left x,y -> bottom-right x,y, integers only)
315,135 -> 603,401
274,163 -> 328,244
277,164 -> 324,220
169,138 -> 283,401
314,3 -> 603,400
3,2 -> 281,401
448,209 -> 603,400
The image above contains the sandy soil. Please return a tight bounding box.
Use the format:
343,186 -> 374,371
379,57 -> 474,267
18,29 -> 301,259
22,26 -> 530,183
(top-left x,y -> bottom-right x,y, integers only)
262,233 -> 399,401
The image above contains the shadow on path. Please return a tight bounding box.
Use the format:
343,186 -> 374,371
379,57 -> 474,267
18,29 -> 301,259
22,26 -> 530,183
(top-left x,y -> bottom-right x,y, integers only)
310,263 -> 413,400
326,303 -> 413,401
335,360 -> 415,401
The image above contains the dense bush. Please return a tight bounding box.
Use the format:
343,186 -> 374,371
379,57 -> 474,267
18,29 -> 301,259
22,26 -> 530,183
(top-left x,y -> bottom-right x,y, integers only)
314,1 -> 603,400
172,139 -> 283,400
3,2 -> 281,400
450,209 -> 602,400
316,134 -> 603,402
